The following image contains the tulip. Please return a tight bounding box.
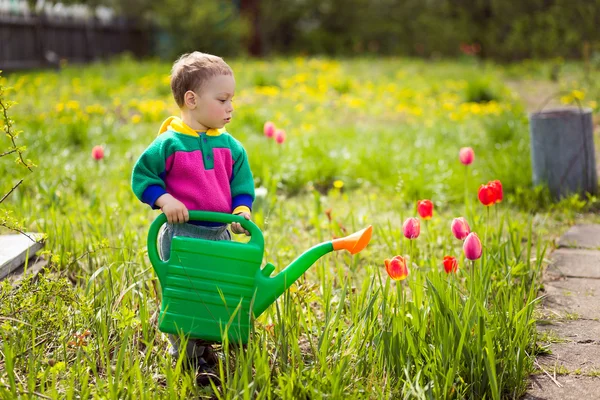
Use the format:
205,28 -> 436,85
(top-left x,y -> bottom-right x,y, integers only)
384,255 -> 409,281
463,232 -> 482,260
275,129 -> 286,144
478,184 -> 496,206
402,217 -> 420,239
417,199 -> 433,220
489,180 -> 503,203
91,145 -> 104,160
459,147 -> 474,165
451,217 -> 470,240
264,121 -> 275,138
443,256 -> 458,273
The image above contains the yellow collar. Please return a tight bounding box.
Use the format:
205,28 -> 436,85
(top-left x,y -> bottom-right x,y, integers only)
157,116 -> 222,137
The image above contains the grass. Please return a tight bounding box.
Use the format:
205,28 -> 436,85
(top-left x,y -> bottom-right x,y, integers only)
0,55 -> 599,399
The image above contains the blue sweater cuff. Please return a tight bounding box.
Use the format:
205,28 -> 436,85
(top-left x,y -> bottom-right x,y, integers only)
232,194 -> 253,211
142,185 -> 167,210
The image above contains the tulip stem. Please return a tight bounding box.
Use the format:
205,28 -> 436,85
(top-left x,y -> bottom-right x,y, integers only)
471,260 -> 476,294
495,205 -> 500,242
464,165 -> 469,216
409,239 -> 414,269
485,206 -> 490,249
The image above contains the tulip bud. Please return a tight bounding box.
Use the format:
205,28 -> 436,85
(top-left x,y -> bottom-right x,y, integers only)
478,184 -> 496,206
489,180 -> 503,203
463,232 -> 482,260
417,199 -> 433,220
459,147 -> 474,165
91,145 -> 104,160
443,256 -> 458,273
275,129 -> 286,144
451,217 -> 470,240
264,121 -> 275,138
402,217 -> 420,239
384,255 -> 409,281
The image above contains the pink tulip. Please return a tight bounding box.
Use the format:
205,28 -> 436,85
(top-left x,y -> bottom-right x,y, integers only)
451,217 -> 470,240
91,145 -> 104,160
463,232 -> 482,260
459,147 -> 474,165
275,129 -> 286,144
264,121 -> 275,138
402,217 -> 420,239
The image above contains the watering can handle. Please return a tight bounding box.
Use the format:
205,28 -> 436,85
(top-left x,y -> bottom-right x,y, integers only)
147,211 -> 264,282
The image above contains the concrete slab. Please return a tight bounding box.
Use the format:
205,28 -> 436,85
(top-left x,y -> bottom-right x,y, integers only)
545,249 -> 600,279
524,375 -> 600,400
538,320 -> 600,343
558,225 -> 600,250
537,342 -> 600,373
0,233 -> 44,280
541,278 -> 600,320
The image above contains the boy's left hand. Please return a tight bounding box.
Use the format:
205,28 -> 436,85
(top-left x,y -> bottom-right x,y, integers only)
231,212 -> 251,236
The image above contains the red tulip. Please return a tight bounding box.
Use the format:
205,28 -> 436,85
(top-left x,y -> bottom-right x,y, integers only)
489,180 -> 503,203
264,121 -> 275,138
478,184 -> 496,206
91,145 -> 104,160
451,217 -> 470,240
402,217 -> 420,239
463,232 -> 482,260
275,129 -> 286,144
384,255 -> 409,281
417,199 -> 433,220
459,147 -> 474,165
443,256 -> 458,273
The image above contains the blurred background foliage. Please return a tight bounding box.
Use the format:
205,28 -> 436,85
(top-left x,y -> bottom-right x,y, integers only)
49,0 -> 600,61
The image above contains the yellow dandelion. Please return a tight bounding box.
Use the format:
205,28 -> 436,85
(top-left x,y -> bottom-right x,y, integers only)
571,90 -> 585,100
333,180 -> 344,189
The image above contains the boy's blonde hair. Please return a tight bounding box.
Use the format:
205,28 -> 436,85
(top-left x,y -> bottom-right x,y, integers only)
170,52 -> 233,108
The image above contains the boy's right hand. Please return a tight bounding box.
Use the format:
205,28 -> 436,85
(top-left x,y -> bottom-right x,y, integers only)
155,194 -> 189,224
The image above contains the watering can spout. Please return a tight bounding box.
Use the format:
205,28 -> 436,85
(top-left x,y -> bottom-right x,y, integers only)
252,225 -> 372,316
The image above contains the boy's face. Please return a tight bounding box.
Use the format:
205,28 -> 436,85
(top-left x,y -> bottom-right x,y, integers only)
185,74 -> 235,130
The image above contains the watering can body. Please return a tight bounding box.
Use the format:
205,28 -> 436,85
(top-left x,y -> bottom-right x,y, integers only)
147,211 -> 372,344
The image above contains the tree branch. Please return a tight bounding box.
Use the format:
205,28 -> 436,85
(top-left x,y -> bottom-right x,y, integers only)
0,149 -> 17,158
0,179 -> 23,205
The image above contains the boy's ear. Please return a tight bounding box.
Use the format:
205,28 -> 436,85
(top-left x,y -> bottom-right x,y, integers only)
184,91 -> 197,109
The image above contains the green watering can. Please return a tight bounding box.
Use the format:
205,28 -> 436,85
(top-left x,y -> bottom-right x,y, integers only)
148,211 -> 372,344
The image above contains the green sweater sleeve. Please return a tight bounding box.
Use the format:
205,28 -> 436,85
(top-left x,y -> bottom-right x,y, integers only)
131,136 -> 168,209
230,137 -> 255,212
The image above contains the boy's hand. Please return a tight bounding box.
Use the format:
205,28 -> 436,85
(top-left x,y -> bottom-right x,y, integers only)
231,212 -> 251,236
155,194 -> 189,224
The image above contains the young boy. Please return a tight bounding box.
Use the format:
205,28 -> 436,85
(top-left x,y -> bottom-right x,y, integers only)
131,52 -> 255,385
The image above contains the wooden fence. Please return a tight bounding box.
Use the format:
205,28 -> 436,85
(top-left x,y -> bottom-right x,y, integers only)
0,14 -> 151,71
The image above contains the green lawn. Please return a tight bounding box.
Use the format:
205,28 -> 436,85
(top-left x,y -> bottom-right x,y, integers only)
0,56 -> 598,399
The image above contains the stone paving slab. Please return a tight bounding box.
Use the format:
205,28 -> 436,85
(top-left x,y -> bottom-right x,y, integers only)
524,375 -> 600,400
558,225 -> 600,249
0,233 -> 44,280
542,277 -> 600,320
537,342 -> 600,374
527,225 -> 600,399
545,249 -> 600,279
538,320 -> 600,343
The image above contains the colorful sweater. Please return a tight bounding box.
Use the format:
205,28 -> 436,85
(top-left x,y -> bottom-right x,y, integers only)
131,117 -> 255,217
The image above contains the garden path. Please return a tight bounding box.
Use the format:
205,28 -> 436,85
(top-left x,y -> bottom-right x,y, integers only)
525,224 -> 600,399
